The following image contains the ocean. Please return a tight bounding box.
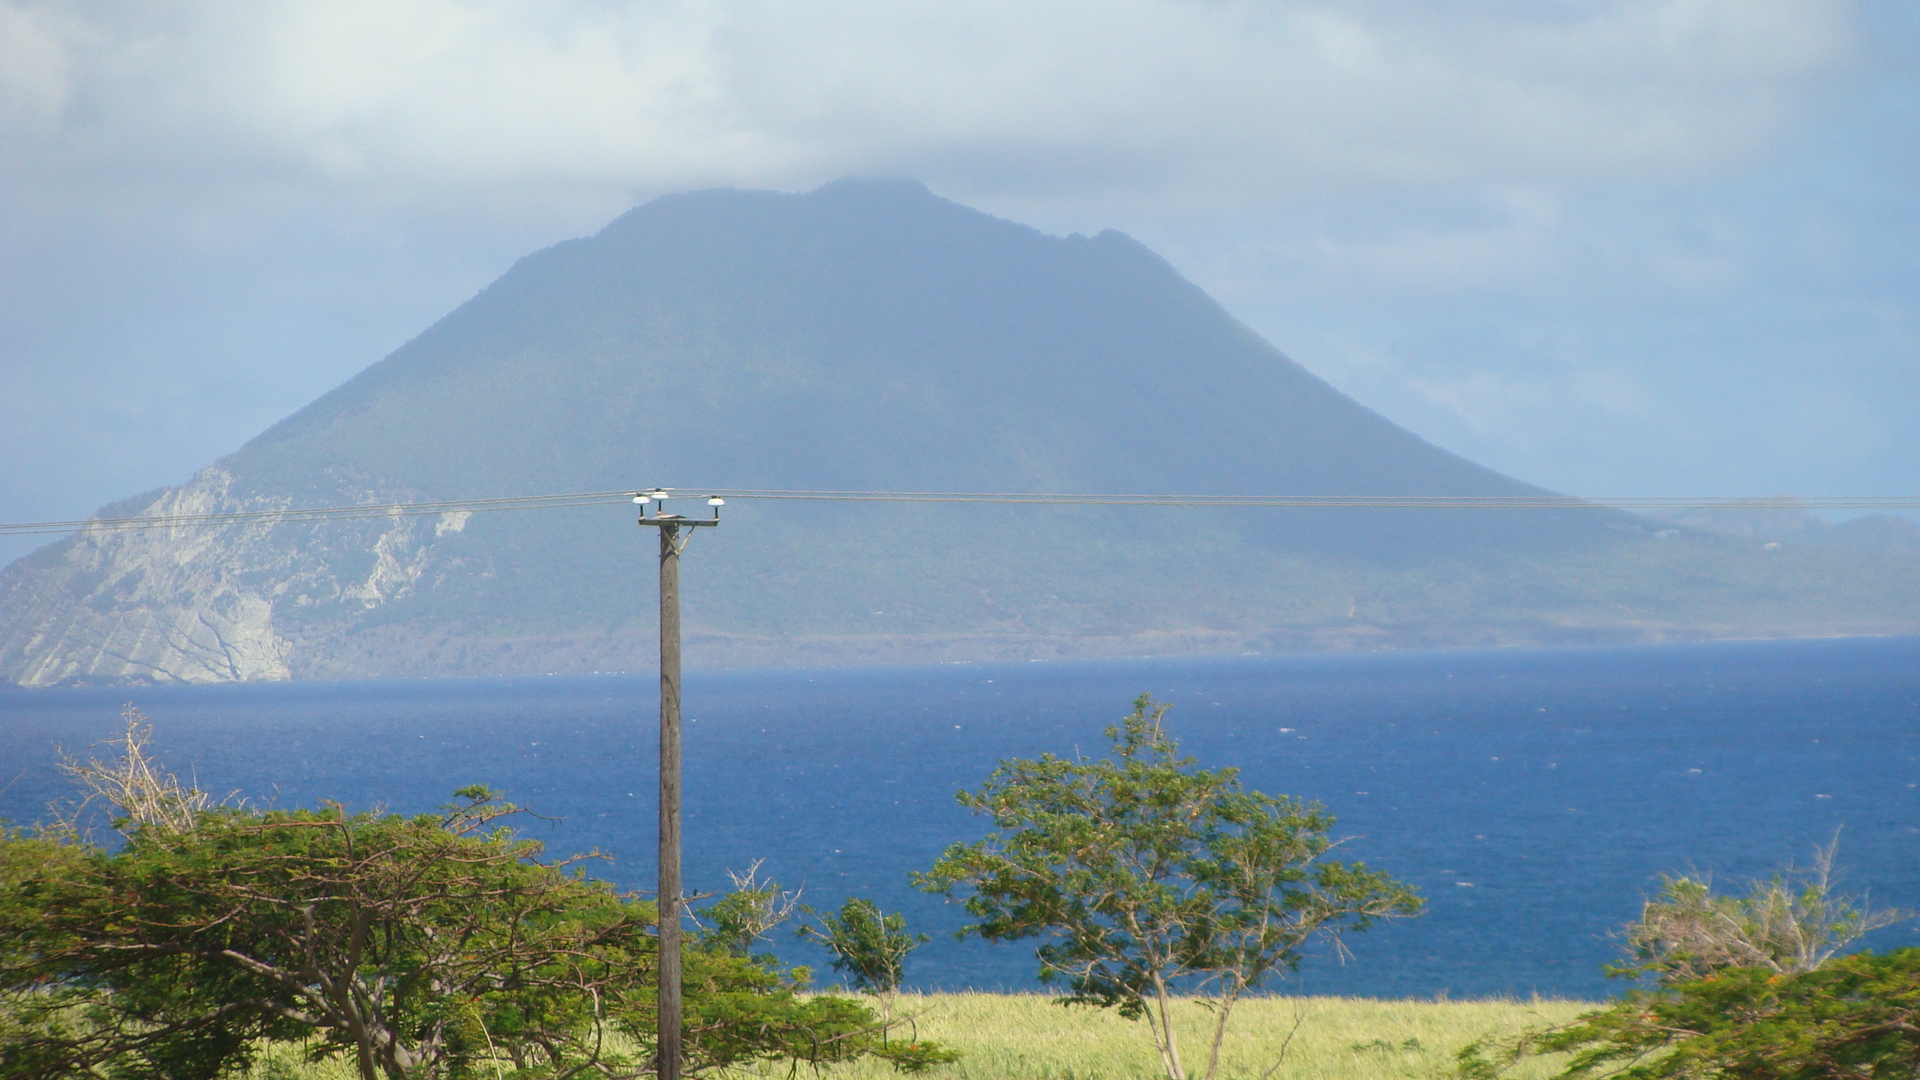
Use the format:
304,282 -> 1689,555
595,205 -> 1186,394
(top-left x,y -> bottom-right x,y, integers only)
2,636 -> 1916,1000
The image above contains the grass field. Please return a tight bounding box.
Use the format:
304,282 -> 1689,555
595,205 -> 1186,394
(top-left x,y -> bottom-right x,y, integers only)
239,992 -> 1594,1080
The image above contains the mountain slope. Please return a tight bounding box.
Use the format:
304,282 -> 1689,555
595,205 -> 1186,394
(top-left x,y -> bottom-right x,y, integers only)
5,180 -> 1918,685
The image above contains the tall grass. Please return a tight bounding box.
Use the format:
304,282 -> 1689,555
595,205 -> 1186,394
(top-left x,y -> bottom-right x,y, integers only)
238,993 -> 1591,1080
800,993 -> 1589,1080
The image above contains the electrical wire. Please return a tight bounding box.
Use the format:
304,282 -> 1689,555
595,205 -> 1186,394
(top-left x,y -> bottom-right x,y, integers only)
3,488 -> 1918,539
695,489 -> 1920,510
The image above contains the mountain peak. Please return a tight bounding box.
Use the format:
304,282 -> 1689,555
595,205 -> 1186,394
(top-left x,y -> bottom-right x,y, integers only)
6,183 -> 1918,686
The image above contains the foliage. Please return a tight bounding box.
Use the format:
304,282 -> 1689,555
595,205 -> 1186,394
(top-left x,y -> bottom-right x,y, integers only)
1458,949 -> 1920,1080
1460,846 -> 1918,1080
0,733 -> 952,1080
1616,837 -> 1911,983
797,898 -> 929,996
913,694 -> 1422,1080
697,860 -> 803,965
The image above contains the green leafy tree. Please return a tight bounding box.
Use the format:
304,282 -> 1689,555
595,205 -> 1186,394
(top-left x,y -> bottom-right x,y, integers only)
797,898 -> 929,1032
914,693 -> 1422,1080
0,731 -> 953,1080
798,898 -> 928,996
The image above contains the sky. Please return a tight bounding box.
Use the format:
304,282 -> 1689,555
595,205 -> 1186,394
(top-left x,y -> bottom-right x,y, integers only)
2,0 -> 1917,566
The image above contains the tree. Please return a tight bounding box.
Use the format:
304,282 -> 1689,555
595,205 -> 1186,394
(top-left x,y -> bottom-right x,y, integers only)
1619,836 -> 1911,983
1459,950 -> 1920,1080
914,694 -> 1422,1080
797,897 -> 929,1033
1460,844 -> 1918,1080
0,729 -> 952,1080
697,859 -> 804,964
52,703 -> 217,835
798,898 -> 928,996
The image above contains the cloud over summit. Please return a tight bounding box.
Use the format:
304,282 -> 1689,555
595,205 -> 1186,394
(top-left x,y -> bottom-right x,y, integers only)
0,0 -> 1852,205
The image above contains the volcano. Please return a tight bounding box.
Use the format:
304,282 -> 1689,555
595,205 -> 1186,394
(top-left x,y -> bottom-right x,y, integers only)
5,180 -> 1916,685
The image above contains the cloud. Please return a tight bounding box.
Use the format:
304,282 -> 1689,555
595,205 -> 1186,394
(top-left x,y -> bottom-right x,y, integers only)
0,0 -> 1854,207
0,2 -> 69,131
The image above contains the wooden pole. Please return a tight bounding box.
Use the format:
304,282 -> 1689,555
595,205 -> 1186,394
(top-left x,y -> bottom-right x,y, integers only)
636,497 -> 716,1080
657,520 -> 683,1080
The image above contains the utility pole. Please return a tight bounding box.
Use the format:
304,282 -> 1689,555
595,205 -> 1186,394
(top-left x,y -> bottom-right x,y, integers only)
633,489 -> 721,1080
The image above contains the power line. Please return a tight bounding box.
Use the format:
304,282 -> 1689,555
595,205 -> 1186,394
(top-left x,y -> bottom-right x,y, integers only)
697,489 -> 1920,510
3,489 -> 1918,538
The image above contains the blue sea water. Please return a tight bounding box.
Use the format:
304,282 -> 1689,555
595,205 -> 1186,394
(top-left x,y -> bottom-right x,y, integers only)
2,636 -> 1916,1001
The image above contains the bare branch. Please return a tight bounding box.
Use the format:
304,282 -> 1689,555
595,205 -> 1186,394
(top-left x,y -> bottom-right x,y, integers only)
54,705 -> 216,836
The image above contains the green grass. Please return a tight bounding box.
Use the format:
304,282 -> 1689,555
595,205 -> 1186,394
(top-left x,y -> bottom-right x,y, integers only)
237,992 -> 1594,1080
801,993 -> 1590,1080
